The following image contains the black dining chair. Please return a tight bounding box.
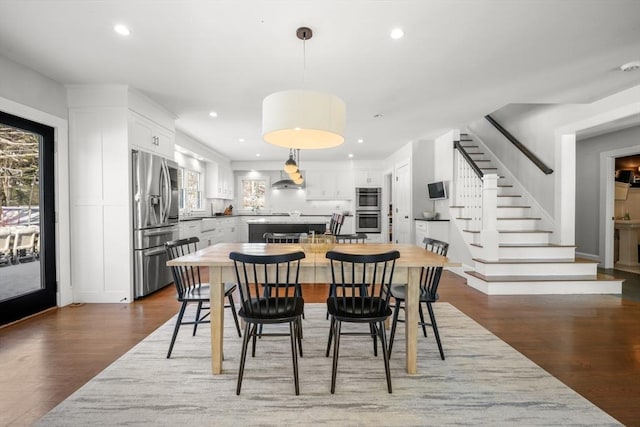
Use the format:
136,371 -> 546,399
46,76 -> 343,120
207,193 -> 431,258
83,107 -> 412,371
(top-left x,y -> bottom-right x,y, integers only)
325,250 -> 399,394
328,213 -> 344,235
388,237 -> 449,360
262,232 -> 304,319
335,233 -> 367,244
229,250 -> 306,395
164,237 -> 242,359
263,232 -> 302,243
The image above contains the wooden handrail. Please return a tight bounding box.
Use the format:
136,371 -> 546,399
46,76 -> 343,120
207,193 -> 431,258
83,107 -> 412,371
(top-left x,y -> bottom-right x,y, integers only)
484,115 -> 553,175
454,140 -> 484,178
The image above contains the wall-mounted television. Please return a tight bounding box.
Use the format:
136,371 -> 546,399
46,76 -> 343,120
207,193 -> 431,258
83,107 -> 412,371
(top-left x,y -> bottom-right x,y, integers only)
427,181 -> 447,200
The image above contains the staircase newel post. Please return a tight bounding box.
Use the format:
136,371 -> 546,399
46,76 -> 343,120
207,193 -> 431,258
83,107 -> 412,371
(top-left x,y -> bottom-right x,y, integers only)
481,173 -> 499,261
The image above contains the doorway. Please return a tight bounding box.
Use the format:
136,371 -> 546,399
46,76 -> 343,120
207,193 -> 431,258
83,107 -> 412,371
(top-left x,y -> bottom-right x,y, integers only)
0,110 -> 56,325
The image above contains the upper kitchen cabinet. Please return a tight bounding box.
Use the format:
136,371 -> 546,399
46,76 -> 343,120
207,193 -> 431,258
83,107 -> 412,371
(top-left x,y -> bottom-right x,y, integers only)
128,111 -> 175,159
354,169 -> 382,187
305,170 -> 354,200
206,161 -> 234,199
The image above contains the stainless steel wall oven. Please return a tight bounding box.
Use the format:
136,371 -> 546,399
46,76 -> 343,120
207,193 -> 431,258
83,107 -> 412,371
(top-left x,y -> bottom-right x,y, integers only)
355,187 -> 382,211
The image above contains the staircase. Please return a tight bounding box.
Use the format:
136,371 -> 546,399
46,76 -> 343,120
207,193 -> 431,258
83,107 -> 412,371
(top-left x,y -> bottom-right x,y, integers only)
451,133 -> 622,295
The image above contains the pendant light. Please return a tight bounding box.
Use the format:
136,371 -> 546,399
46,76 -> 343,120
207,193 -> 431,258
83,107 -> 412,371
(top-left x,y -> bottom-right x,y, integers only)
262,27 -> 346,150
283,148 -> 298,173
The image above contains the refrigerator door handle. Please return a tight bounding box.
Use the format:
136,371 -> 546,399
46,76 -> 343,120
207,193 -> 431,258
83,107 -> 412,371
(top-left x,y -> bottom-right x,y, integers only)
144,247 -> 167,257
144,228 -> 176,237
159,161 -> 167,224
164,161 -> 173,222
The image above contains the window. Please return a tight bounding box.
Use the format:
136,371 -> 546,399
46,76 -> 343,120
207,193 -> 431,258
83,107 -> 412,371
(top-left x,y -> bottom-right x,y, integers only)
241,178 -> 267,211
178,168 -> 202,211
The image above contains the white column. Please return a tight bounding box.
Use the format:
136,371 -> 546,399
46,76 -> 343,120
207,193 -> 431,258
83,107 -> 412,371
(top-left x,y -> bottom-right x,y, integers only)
481,173 -> 499,261
555,134 -> 575,246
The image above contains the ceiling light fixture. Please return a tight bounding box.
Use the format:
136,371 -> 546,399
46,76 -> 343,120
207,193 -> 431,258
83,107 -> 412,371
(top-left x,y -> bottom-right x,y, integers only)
620,61 -> 640,72
357,139 -> 364,143
283,148 -> 298,173
390,28 -> 404,39
262,27 -> 346,150
209,111 -> 218,118
114,24 -> 130,36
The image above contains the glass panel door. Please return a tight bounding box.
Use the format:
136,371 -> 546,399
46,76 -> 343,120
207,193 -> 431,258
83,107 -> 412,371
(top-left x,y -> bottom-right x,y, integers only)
0,111 -> 56,325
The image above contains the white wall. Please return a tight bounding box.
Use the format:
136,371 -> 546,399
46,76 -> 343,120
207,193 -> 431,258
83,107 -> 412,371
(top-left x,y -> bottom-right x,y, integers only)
0,54 -> 71,306
467,84 -> 640,219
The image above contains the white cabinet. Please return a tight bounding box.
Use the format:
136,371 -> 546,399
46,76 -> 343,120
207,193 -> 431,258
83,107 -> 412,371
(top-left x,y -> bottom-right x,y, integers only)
67,86 -> 176,302
129,111 -> 175,159
354,169 -> 382,187
365,233 -> 383,243
179,220 -> 201,239
305,170 -> 354,200
415,220 -> 449,247
206,161 -> 234,199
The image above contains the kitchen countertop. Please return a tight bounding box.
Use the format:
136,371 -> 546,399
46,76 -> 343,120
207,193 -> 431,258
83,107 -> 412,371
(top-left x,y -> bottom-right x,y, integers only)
414,218 -> 450,221
245,218 -> 329,224
179,213 -> 351,222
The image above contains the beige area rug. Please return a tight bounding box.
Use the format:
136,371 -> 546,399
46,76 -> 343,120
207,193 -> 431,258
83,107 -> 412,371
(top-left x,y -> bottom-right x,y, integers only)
37,304 -> 620,426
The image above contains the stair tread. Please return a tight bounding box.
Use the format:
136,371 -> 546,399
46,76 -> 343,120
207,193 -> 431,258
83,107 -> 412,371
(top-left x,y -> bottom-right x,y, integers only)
458,216 -> 542,221
472,257 -> 596,264
471,243 -> 576,248
497,194 -> 521,197
463,229 -> 552,234
498,185 -> 514,188
465,271 -> 618,282
498,217 -> 541,220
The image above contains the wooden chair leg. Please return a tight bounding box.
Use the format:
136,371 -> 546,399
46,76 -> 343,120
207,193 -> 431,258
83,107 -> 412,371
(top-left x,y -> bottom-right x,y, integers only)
330,320 -> 342,394
427,303 -> 445,360
388,300 -> 402,356
193,301 -> 203,336
326,316 -> 335,357
167,302 -> 188,359
227,293 -> 242,337
379,321 -> 392,393
236,322 -> 252,395
419,303 -> 428,337
289,321 -> 300,395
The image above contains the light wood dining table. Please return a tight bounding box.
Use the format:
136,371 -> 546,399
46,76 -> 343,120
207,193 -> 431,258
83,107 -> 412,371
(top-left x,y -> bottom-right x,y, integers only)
167,242 -> 455,375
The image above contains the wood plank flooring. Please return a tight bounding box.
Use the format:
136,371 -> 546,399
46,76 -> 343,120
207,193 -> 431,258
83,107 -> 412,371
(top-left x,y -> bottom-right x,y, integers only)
1,271 -> 639,426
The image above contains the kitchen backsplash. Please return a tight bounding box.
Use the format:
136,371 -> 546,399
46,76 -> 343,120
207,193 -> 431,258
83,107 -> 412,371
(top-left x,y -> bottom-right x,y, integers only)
205,189 -> 352,216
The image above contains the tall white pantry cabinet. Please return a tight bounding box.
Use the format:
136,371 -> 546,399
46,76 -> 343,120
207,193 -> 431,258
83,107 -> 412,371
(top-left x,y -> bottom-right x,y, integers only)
67,85 -> 175,303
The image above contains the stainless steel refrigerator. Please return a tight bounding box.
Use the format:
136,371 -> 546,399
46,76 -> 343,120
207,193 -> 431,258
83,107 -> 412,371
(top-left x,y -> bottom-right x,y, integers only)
132,149 -> 179,298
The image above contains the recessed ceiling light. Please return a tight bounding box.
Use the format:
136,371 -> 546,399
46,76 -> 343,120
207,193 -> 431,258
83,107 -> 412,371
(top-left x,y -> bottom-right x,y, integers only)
357,139 -> 364,144
390,28 -> 404,40
620,61 -> 640,72
348,153 -> 354,158
256,153 -> 261,157
209,111 -> 218,118
239,138 -> 245,142
114,24 -> 130,36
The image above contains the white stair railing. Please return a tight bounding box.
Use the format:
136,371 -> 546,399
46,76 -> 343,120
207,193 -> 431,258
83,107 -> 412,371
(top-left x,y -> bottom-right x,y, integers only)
454,144 -> 499,261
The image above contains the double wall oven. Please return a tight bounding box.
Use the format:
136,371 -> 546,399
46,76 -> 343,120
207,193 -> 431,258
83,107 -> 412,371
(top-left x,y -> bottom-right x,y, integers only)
355,187 -> 382,233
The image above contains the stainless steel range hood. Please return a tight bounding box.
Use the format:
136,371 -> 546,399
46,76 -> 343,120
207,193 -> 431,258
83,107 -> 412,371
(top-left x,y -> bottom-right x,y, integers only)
271,178 -> 303,189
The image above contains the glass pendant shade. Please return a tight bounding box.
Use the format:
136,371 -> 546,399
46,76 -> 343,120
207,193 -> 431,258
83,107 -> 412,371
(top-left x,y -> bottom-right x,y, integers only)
292,174 -> 304,185
263,90 -> 346,149
283,153 -> 298,173
289,169 -> 301,180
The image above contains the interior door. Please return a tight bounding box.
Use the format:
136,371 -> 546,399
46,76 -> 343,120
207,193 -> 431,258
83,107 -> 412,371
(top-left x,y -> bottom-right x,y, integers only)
0,111 -> 56,325
395,162 -> 411,244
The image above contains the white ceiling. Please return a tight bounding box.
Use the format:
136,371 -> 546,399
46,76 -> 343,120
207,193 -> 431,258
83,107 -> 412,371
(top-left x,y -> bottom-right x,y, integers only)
1,0 -> 639,162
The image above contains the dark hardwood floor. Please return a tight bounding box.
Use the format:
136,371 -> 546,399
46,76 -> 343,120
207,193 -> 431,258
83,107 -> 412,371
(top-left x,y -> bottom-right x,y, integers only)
1,272 -> 639,426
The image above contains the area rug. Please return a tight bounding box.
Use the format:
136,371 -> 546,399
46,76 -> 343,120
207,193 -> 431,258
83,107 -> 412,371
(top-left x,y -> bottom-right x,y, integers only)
37,304 -> 620,426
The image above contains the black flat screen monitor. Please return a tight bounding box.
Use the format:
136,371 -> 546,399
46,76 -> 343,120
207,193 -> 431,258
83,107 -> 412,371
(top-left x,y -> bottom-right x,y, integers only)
427,181 -> 447,200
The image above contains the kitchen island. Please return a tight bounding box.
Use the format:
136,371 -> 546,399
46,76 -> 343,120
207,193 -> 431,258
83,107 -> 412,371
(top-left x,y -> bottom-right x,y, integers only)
246,218 -> 328,243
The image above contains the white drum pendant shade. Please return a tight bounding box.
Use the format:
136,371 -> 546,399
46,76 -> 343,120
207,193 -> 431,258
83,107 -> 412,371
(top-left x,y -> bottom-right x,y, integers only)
262,90 -> 346,149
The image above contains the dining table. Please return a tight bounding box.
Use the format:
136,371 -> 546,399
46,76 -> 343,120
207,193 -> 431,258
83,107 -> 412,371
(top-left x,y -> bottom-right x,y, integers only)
167,242 -> 455,375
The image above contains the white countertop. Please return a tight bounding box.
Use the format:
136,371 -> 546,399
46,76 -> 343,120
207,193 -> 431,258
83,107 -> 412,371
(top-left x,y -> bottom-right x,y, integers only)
245,218 -> 329,224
